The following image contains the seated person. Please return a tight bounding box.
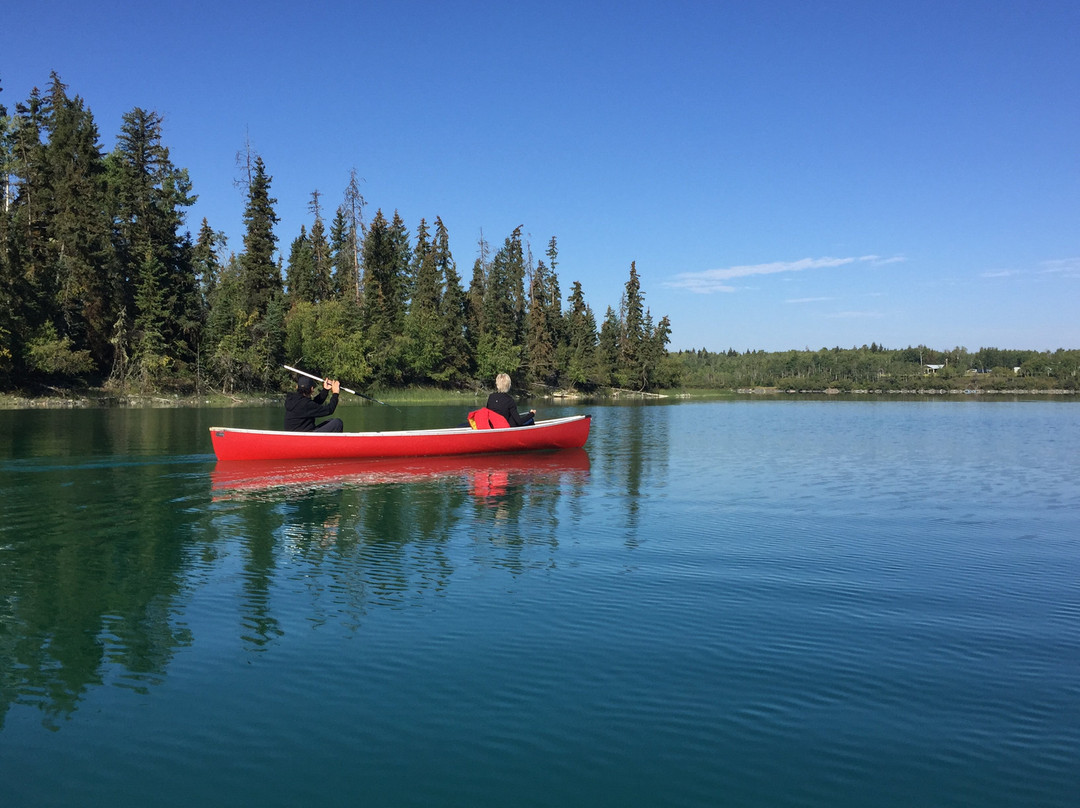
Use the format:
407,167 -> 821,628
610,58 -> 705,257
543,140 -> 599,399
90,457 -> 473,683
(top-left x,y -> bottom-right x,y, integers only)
284,375 -> 343,432
485,373 -> 535,426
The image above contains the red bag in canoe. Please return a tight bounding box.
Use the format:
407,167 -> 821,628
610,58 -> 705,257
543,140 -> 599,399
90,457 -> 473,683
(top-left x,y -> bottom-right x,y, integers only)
467,407 -> 510,430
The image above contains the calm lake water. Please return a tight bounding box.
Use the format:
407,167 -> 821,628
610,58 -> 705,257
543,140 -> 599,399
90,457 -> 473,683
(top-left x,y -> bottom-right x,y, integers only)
1,398 -> 1078,807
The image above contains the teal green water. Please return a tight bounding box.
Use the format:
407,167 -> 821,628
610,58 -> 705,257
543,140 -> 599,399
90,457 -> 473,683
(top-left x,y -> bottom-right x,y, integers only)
1,400 -> 1078,807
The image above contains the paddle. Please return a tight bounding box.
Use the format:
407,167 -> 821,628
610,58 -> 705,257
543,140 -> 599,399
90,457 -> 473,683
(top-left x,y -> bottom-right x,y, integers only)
283,364 -> 397,409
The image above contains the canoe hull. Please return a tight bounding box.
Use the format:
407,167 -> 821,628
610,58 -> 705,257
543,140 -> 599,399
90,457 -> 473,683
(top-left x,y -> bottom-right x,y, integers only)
209,415 -> 591,461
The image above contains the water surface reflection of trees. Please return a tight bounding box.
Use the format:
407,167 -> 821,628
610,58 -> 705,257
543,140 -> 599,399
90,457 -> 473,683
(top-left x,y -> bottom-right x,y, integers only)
0,450 -> 588,727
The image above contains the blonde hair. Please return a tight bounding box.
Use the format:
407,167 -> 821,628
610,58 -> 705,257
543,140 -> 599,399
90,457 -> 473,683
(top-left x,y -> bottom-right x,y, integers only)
495,373 -> 511,393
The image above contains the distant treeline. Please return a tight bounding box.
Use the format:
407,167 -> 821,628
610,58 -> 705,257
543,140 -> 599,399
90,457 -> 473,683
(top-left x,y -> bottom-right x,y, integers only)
0,73 -> 676,395
673,344 -> 1080,391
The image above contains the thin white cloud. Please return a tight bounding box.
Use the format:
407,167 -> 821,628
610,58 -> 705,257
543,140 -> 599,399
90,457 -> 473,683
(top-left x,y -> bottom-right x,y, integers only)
666,254 -> 904,294
826,310 -> 883,319
1040,258 -> 1080,276
785,296 -> 834,304
982,259 -> 1080,280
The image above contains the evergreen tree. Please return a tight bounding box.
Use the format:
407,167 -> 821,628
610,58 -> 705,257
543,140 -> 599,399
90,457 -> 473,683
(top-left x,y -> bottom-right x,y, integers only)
337,168 -> 366,302
361,209 -> 392,336
465,232 -> 489,352
482,225 -> 526,347
209,154 -> 284,389
7,88 -> 49,318
308,190 -> 332,302
361,209 -> 410,382
41,74 -> 115,371
402,217 -> 442,381
132,251 -> 168,388
329,207 -> 352,299
0,80 -> 17,376
192,218 -> 225,307
284,225 -> 314,302
598,306 -> 620,387
190,219 -> 225,389
563,280 -> 600,390
239,155 -> 280,314
615,261 -> 645,388
525,258 -> 559,387
389,210 -> 412,316
433,217 -> 470,384
109,106 -> 199,382
646,314 -> 679,388
475,227 -> 526,382
4,98 -> 40,375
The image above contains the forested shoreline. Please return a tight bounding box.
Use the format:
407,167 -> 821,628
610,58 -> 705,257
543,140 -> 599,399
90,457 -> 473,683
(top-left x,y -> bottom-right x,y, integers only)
0,73 -> 676,397
675,345 -> 1080,393
2,74 -> 1075,403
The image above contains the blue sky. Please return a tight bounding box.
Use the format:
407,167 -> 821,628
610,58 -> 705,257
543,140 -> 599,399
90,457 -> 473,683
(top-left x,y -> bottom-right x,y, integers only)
5,0 -> 1078,352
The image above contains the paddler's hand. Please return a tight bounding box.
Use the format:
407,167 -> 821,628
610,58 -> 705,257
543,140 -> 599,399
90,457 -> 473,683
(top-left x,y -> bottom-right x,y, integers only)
330,380 -> 341,394
323,378 -> 332,390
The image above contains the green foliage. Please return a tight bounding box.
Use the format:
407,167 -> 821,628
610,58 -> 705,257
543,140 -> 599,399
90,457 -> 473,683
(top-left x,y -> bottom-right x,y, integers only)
285,299 -> 371,385
482,226 -> 526,348
562,281 -> 601,389
671,346 -> 1080,392
26,323 -> 95,375
475,332 -> 522,382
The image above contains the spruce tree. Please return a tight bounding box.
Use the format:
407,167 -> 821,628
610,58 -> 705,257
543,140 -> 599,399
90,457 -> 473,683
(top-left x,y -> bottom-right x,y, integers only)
132,251 -> 168,388
475,227 -> 526,381
525,258 -> 559,387
5,90 -> 51,372
402,217 -> 442,381
616,261 -> 645,388
564,280 -> 599,390
433,217 -> 470,384
329,207 -> 352,299
598,306 -> 621,387
389,210 -> 412,322
361,209 -> 392,336
308,190 -> 332,302
193,218 -> 225,307
110,106 -> 198,382
465,232 -> 489,352
41,74 -> 114,372
482,225 -> 525,347
239,155 -> 280,314
361,209 -> 410,382
285,225 -> 314,303
338,168 -> 366,302
0,81 -> 16,376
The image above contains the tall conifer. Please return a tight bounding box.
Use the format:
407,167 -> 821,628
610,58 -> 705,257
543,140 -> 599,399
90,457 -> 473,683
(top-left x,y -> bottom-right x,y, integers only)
403,217 -> 443,381
42,74 -> 114,370
239,156 -> 280,314
308,190 -> 332,302
433,217 -> 470,384
110,106 -> 198,381
285,225 -> 314,302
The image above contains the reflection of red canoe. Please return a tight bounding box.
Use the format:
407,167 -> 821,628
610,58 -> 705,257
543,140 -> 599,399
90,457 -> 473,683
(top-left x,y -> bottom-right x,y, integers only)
209,415 -> 590,461
211,448 -> 591,497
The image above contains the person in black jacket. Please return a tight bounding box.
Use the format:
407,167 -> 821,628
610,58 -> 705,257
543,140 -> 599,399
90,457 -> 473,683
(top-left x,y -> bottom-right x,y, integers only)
284,375 -> 344,432
485,373 -> 535,426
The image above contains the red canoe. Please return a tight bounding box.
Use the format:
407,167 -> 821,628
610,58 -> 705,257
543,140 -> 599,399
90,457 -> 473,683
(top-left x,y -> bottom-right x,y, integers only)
208,414 -> 591,461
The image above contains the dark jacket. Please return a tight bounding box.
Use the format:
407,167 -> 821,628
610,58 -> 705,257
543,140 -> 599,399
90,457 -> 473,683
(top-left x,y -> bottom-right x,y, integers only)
485,391 -> 532,426
284,389 -> 339,431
